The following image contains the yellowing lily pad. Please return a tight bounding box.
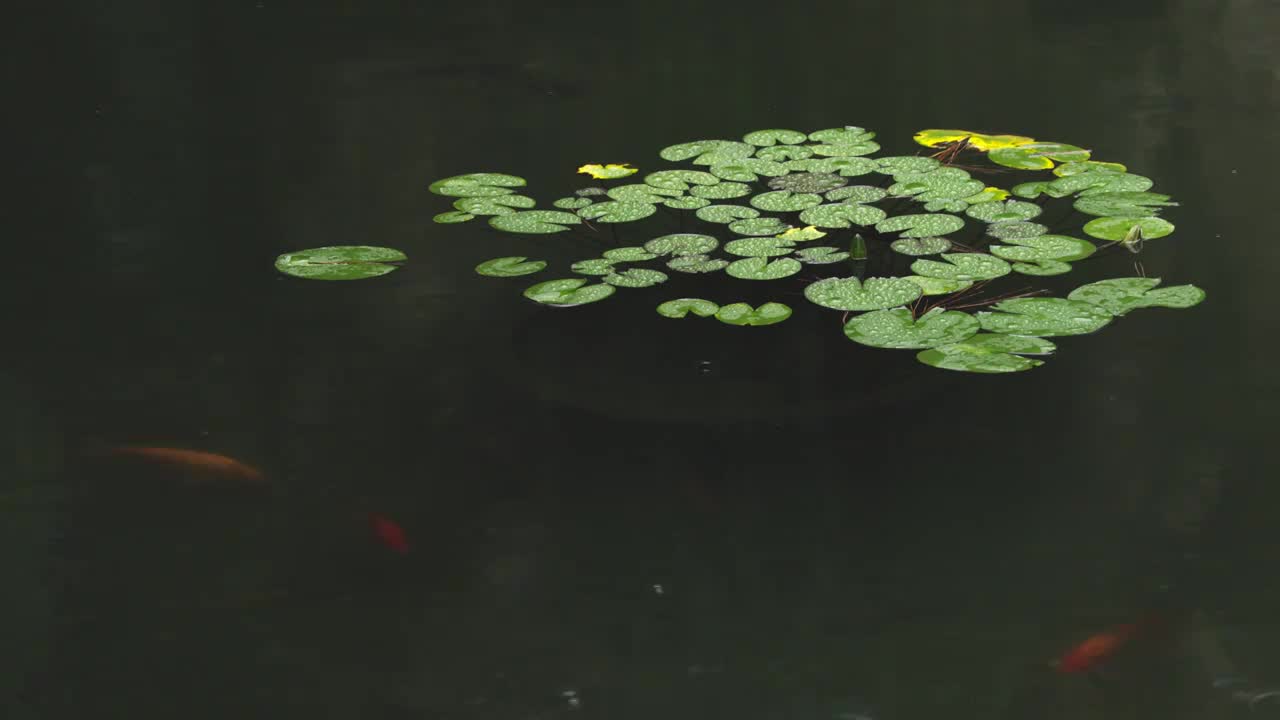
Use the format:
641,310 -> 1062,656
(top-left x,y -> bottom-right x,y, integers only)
578,163 -> 638,179
912,129 -> 1036,151
777,225 -> 827,242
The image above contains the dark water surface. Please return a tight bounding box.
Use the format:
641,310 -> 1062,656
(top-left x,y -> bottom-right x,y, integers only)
7,1 -> 1280,718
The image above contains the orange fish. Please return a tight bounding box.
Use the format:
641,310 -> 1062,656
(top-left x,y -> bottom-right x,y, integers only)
1055,623 -> 1140,673
102,446 -> 265,483
368,513 -> 409,553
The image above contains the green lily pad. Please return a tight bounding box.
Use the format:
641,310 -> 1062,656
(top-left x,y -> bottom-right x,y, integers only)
799,203 -> 886,229
604,268 -> 668,288
606,184 -> 680,203
910,253 -> 1011,281
523,278 -> 616,307
553,197 -> 593,210
976,297 -> 1113,336
645,234 -> 719,256
891,237 -> 952,256
666,254 -> 729,273
725,237 -> 796,257
570,258 -> 616,276
659,140 -> 754,165
987,222 -> 1048,240
1053,171 -> 1154,197
710,159 -> 789,182
452,194 -> 536,216
903,275 -> 973,295
824,185 -> 887,203
715,302 -> 793,326
429,172 -> 526,198
804,276 -> 922,311
602,246 -> 658,262
889,167 -> 984,202
657,298 -> 719,318
876,156 -> 941,176
696,204 -> 759,224
690,182 -> 752,199
917,334 -> 1056,373
489,210 -> 581,234
578,200 -> 657,223
965,200 -> 1042,224
843,307 -> 980,349
743,129 -> 807,146
433,210 -> 474,224
989,234 -> 1096,262
663,196 -> 711,210
989,142 -> 1090,170
811,142 -> 881,157
755,145 -> 814,162
1011,260 -> 1073,276
876,214 -> 965,238
1010,181 -> 1073,200
730,217 -> 791,236
725,257 -> 802,280
1082,216 -> 1175,241
768,171 -> 849,194
750,190 -> 823,213
808,127 -> 875,144
789,157 -> 880,177
1066,277 -> 1206,315
1054,160 -> 1126,177
576,187 -> 607,197
1073,191 -> 1177,218
795,246 -> 850,264
275,246 -> 407,281
475,256 -> 546,278
644,169 -> 720,191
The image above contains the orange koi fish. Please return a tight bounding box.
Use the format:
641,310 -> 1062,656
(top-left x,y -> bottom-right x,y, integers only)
102,446 -> 265,483
1054,612 -> 1168,673
368,512 -> 409,554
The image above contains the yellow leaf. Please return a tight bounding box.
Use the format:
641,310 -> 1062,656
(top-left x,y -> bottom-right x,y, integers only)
577,163 -> 638,179
913,129 -> 1036,151
776,225 -> 827,242
964,187 -> 1011,204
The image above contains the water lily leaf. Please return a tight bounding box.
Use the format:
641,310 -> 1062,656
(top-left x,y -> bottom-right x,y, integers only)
1010,181 -> 1073,200
809,127 -> 875,144
777,225 -> 827,242
710,158 -> 789,182
743,129 -> 807,146
452,195 -> 536,216
910,253 -> 1011,281
489,210 -> 581,234
570,259 -> 616,276
725,257 -> 802,280
663,196 -> 710,210
923,198 -> 971,213
756,145 -> 814,162
607,184 -> 681,203
903,275 -> 973,295
987,222 -> 1048,240
769,172 -> 848,194
799,203 -> 886,229
844,307 -> 980,349
876,214 -> 965,238
475,256 -> 546,277
1082,216 -> 1175,241
889,167 -> 984,202
989,234 -> 1096,262
666,254 -> 729,273
725,237 -> 796,257
965,200 -> 1042,223
429,172 -> 526,197
824,185 -> 887,203
1073,192 -> 1178,218
891,237 -> 951,256
786,157 -> 879,177
964,187 -> 1011,204
433,211 -> 475,224
657,298 -> 720,318
1051,171 -> 1154,197
1054,160 -> 1127,177
715,302 -> 793,326
577,201 -> 657,223
876,156 -> 941,176
1011,259 -> 1073,276
553,197 -> 593,210
811,142 -> 881,157
1067,277 -> 1206,315
795,246 -> 849,264
730,217 -> 790,236
576,187 -> 607,197
602,246 -> 658,262
578,163 -> 637,180
804,276 -> 922,311
275,246 -> 406,280
912,129 -> 1036,151
604,268 -> 668,288
751,190 -> 823,212
659,140 -> 754,165
976,297 -> 1113,336
691,182 -> 752,199
696,204 -> 759,224
989,142 -> 1090,170
523,278 -> 616,307
645,233 -> 718,256
644,169 -> 720,192
917,333 -> 1055,373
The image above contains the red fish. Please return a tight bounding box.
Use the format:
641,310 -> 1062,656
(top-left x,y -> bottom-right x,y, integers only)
368,513 -> 409,553
1055,623 -> 1140,673
101,446 -> 265,483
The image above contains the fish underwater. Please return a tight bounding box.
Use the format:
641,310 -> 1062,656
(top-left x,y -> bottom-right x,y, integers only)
96,445 -> 266,483
368,512 -> 410,554
1053,612 -> 1170,673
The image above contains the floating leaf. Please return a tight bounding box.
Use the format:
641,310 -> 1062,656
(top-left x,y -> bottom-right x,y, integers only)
799,203 -> 886,229
804,276 -> 922,311
1011,259 -> 1073,276
876,156 -> 941,176
659,140 -> 754,165
607,184 -> 681,203
889,167 -> 984,202
844,307 -> 980,349
715,302 -> 793,326
1051,171 -> 1154,197
1054,160 -> 1127,177
489,210 -> 581,234
577,201 -> 657,223
824,185 -> 887,203
730,217 -> 790,236
1067,277 -> 1206,315
809,127 -> 876,144
725,257 -> 802,280
602,246 -> 658,262
433,211 -> 474,224
743,129 -> 807,146
987,222 -> 1048,240
891,237 -> 951,256
429,172 -> 526,198
965,200 -> 1042,224
989,234 -> 1096,262
912,129 -> 1035,151
644,169 -> 720,191
788,157 -> 879,177
964,187 -> 1011,204
553,197 -> 593,210
604,268 -> 668,288
657,298 -> 719,318
1010,181 -> 1072,200
645,233 -> 718,256
453,195 -> 537,216
989,142 -> 1090,170
691,182 -> 752,199
756,145 -> 814,162
811,142 -> 881,157
875,213 -> 965,238
917,334 -> 1055,373
696,204 -> 759,224
750,190 -> 823,212
725,237 -> 796,257
795,246 -> 849,264
570,259 -> 616,276
1082,216 -> 1174,241
576,187 -> 607,197
710,158 -> 789,182
976,297 -> 1113,336
578,163 -> 637,179
666,255 -> 729,273
523,278 -> 616,307
475,256 -> 546,278
903,275 -> 973,295
1073,192 -> 1178,218
663,196 -> 710,210
768,172 -> 848,194
910,253 -> 1011,281
778,225 -> 827,242
275,246 -> 406,281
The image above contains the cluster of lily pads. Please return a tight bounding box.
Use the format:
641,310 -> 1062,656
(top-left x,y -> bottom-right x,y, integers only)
277,126 -> 1204,373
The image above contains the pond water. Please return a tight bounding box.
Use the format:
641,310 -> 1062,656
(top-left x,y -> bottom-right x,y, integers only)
7,1 -> 1280,718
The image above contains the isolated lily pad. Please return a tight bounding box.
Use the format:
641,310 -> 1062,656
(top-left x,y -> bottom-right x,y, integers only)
1082,216 -> 1175,241
691,182 -> 752,199
743,129 -> 807,146
976,297 -> 1113,336
965,200 -> 1042,224
730,217 -> 792,236
1066,277 -> 1206,315
578,200 -> 658,223
570,259 -> 616,276
1073,192 -> 1177,217
433,211 -> 474,224
489,210 -> 581,234
795,246 -> 850,264
604,268 -> 668,288
753,189 -> 827,211
876,214 -> 965,238
910,253 -> 1011,281
799,203 -> 886,229
429,172 -> 526,198
987,222 -> 1048,240
844,307 -> 979,349
657,298 -> 719,318
475,256 -> 546,278
725,257 -> 802,280
553,197 -> 593,210
891,237 -> 951,256
578,163 -> 637,179
696,204 -> 759,224
989,235 -> 1096,262
659,140 -> 754,165
725,237 -> 796,257
275,246 -> 406,280
644,169 -> 720,191
453,195 -> 536,215
804,276 -> 922,311
715,302 -> 793,326
645,233 -> 718,256
603,246 -> 658,262
903,275 -> 973,295
666,255 -> 729,273
523,278 -> 616,307
917,334 -> 1056,373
